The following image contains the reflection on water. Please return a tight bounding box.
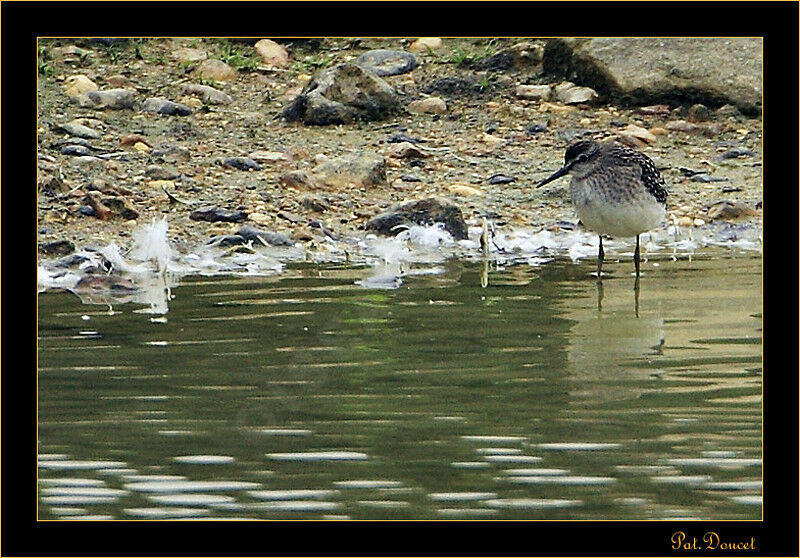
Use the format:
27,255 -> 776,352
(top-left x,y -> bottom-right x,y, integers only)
37,253 -> 762,520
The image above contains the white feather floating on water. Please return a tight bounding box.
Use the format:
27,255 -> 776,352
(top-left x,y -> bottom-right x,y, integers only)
129,218 -> 172,272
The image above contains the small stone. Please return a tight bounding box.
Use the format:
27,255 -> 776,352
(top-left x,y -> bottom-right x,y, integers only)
488,173 -> 516,185
180,83 -> 233,105
707,200 -> 758,221
236,225 -> 293,246
553,82 -> 598,105
249,151 -> 291,164
515,84 -> 551,101
61,145 -> 91,156
141,97 -> 193,116
196,59 -> 237,81
63,75 -> 98,97
133,142 -> 151,153
147,180 -> 176,190
687,103 -> 711,122
693,218 -> 705,227
388,142 -> 428,159
639,104 -> 671,116
254,39 -> 290,67
666,120 -> 702,134
72,88 -> 135,110
677,216 -> 693,227
356,49 -> 418,77
280,170 -> 320,190
152,143 -> 191,163
55,122 -> 101,139
312,152 -> 387,188
190,206 -> 247,223
407,96 -> 447,114
172,47 -> 208,63
409,37 -> 443,52
222,157 -> 262,171
447,184 -> 484,197
620,124 -> 657,144
301,196 -> 331,212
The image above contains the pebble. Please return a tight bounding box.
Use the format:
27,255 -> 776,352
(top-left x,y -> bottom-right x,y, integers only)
553,82 -> 598,105
222,157 -> 262,171
189,206 -> 248,223
409,37 -> 443,52
388,142 -> 428,159
196,59 -> 237,81
172,47 -> 208,63
254,39 -> 290,67
72,88 -> 136,110
515,85 -> 551,101
141,97 -> 193,116
488,173 -> 516,185
249,151 -> 290,164
55,122 -> 101,139
707,200 -> 758,220
407,96 -> 447,114
356,49 -> 418,77
447,185 -> 484,197
687,103 -> 711,122
61,145 -> 91,156
63,75 -> 98,97
620,124 -> 657,144
180,83 -> 233,105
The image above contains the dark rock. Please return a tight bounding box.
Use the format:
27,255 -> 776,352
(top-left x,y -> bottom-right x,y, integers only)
365,197 -> 469,240
421,77 -> 481,96
61,145 -> 91,156
222,157 -> 263,171
488,173 -> 516,185
715,148 -> 756,161
282,63 -> 399,125
39,239 -> 75,256
690,173 -> 730,183
526,122 -> 548,135
356,49 -> 418,76
79,205 -> 95,216
236,225 -> 293,246
189,206 -> 248,223
207,234 -> 248,247
542,38 -> 762,115
387,133 -> 425,144
141,97 -> 193,116
400,174 -> 422,182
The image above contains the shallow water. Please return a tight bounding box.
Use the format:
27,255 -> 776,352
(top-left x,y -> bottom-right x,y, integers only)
37,252 -> 762,520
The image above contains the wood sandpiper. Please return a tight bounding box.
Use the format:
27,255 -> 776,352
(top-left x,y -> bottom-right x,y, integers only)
536,140 -> 669,277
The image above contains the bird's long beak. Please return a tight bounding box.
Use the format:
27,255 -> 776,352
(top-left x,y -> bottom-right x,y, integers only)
535,165 -> 570,188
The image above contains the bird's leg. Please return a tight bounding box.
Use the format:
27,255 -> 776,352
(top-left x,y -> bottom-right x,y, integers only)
597,235 -> 604,280
633,235 -> 641,277
634,275 -> 640,317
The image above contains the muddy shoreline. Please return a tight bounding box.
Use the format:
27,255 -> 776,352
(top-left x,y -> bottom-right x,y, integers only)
37,38 -> 762,261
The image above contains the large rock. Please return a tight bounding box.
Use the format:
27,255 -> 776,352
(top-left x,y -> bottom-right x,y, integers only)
365,197 -> 468,240
282,63 -> 399,125
542,38 -> 762,116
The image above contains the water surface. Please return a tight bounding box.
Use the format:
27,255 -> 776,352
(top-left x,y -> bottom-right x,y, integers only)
37,253 -> 762,520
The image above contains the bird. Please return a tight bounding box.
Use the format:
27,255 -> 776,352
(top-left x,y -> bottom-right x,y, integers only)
535,140 -> 668,278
